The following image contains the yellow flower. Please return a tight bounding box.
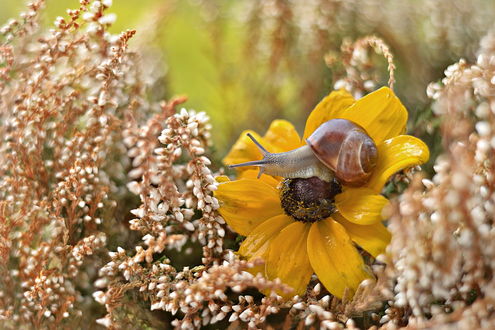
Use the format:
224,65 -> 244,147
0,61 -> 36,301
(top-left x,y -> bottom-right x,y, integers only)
215,87 -> 429,299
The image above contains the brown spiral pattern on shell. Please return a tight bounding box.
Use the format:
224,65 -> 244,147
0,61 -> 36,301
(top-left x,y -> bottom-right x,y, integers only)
306,119 -> 378,186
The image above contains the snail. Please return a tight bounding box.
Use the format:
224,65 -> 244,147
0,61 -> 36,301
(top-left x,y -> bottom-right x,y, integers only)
229,118 -> 378,186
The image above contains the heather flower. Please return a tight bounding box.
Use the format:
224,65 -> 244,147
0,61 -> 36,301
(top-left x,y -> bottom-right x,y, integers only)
215,87 -> 429,299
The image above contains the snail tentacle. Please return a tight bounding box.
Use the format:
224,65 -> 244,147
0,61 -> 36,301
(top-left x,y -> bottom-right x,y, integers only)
228,133 -> 269,178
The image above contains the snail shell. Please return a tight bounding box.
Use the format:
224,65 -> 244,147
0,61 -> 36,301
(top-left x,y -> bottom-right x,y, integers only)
306,119 -> 378,186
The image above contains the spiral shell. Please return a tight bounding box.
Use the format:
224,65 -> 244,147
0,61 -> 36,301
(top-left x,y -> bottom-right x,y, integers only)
306,119 -> 378,186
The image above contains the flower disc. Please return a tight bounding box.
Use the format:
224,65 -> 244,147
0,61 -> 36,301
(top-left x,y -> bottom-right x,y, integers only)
280,177 -> 342,223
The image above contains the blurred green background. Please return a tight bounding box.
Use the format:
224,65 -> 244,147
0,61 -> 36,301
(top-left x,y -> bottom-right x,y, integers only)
3,0 -> 495,161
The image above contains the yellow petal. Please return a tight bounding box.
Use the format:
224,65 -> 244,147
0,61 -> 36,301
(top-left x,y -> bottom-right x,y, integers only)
239,214 -> 294,260
366,135 -> 430,192
263,120 -> 304,152
215,179 -> 283,236
307,218 -> 372,299
240,214 -> 293,277
266,222 -> 313,298
333,213 -> 391,258
215,175 -> 230,183
239,169 -> 282,188
303,89 -> 355,140
338,87 -> 408,144
223,130 -> 282,167
335,188 -> 389,225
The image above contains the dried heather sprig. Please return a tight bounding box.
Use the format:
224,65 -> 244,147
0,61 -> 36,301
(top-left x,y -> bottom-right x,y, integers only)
95,108 -> 295,327
328,35 -> 396,98
380,28 -> 495,328
0,0 -> 44,44
0,0 -> 150,326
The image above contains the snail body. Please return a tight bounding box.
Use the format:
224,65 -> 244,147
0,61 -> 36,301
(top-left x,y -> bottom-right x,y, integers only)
229,119 -> 378,186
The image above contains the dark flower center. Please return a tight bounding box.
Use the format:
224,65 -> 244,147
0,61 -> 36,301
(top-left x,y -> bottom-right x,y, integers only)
280,176 -> 342,223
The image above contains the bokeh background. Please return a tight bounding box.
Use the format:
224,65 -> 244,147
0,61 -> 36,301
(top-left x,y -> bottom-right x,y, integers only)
3,0 -> 495,162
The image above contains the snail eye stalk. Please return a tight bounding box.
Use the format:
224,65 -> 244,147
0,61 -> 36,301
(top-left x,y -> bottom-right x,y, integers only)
228,133 -> 271,178
245,133 -> 268,153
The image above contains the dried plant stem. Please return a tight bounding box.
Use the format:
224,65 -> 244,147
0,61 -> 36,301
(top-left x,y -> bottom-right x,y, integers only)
353,35 -> 396,90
